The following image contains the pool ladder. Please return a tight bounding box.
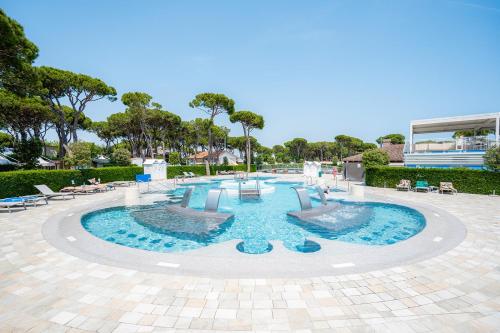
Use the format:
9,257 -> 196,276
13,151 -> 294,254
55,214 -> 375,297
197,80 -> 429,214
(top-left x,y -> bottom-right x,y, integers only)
238,177 -> 261,199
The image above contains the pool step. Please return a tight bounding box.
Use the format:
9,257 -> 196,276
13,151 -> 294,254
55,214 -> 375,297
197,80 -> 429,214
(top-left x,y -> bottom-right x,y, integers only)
239,189 -> 261,197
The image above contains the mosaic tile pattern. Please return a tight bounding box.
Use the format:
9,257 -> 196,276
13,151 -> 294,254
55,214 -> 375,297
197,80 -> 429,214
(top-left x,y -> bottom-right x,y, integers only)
0,181 -> 499,332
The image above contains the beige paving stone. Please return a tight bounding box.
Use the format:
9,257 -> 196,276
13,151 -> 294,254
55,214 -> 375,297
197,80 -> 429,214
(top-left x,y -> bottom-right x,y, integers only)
0,185 -> 499,331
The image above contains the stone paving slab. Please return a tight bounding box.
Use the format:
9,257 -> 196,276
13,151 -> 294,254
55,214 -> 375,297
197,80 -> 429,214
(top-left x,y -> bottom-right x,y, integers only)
0,178 -> 499,332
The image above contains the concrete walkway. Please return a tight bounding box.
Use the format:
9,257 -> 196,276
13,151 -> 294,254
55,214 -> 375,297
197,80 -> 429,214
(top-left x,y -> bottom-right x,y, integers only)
0,182 -> 499,332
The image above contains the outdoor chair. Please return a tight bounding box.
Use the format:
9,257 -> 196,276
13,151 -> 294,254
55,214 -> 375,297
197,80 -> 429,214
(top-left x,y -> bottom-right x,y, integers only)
414,180 -> 430,192
21,195 -> 48,206
0,198 -> 27,213
396,179 -> 411,191
108,181 -> 134,187
60,185 -> 99,194
88,178 -> 112,191
34,185 -> 75,200
0,195 -> 48,213
440,182 -> 458,194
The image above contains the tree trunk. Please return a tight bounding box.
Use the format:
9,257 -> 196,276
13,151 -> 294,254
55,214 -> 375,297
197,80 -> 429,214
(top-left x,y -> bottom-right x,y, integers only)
55,123 -> 68,158
247,137 -> 251,173
207,125 -> 213,165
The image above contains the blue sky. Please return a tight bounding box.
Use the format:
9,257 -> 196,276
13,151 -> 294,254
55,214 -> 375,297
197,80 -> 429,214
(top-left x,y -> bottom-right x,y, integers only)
2,0 -> 500,146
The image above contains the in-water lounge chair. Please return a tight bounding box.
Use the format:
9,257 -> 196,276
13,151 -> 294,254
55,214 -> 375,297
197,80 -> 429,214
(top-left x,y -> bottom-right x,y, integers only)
414,180 -> 430,192
440,182 -> 457,194
34,185 -> 75,199
396,179 -> 411,191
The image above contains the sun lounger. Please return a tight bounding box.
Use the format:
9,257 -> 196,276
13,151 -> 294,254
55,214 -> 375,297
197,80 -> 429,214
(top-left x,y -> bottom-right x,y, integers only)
0,198 -> 27,213
34,185 -> 75,199
0,194 -> 50,212
440,182 -> 457,194
21,195 -> 48,206
414,180 -> 430,192
182,172 -> 194,178
187,172 -> 197,177
60,185 -> 98,194
108,181 -> 134,187
87,178 -> 114,191
396,179 -> 411,191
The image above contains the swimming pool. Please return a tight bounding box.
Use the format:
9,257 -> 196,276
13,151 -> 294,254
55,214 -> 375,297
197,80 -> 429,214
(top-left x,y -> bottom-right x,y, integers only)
82,181 -> 426,254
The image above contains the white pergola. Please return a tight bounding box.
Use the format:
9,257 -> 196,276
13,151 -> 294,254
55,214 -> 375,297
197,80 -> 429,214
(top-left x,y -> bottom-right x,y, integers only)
408,112 -> 500,153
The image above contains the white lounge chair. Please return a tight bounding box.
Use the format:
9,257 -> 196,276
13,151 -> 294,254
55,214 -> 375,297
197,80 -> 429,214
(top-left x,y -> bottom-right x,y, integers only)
21,195 -> 48,206
440,182 -> 458,194
34,185 -> 75,200
396,179 -> 411,191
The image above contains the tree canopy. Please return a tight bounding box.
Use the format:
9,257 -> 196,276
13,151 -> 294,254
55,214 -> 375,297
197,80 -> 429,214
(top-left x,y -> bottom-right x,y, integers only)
189,92 -> 235,165
38,66 -> 116,144
230,110 -> 264,172
362,149 -> 390,168
376,133 -> 405,145
0,9 -> 38,93
483,146 -> 499,172
1,8 -> 404,170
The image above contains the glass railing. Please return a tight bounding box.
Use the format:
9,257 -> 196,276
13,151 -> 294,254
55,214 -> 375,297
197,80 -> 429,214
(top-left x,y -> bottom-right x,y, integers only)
406,137 -> 496,153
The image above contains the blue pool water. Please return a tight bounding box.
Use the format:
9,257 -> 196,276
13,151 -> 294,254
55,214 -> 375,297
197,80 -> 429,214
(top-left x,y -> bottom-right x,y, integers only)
82,181 -> 426,254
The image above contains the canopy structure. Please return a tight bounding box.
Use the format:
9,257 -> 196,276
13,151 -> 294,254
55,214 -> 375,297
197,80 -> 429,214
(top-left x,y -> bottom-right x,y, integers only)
408,113 -> 500,152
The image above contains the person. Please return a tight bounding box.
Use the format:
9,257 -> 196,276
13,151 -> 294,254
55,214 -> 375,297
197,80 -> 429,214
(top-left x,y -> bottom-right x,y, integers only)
332,166 -> 338,180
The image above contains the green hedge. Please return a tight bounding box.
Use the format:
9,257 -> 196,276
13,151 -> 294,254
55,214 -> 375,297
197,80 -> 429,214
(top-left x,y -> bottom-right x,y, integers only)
0,169 -> 83,198
0,165 -> 258,198
80,166 -> 143,183
0,166 -> 143,198
166,164 -> 256,179
210,164 -> 256,174
365,166 -> 500,195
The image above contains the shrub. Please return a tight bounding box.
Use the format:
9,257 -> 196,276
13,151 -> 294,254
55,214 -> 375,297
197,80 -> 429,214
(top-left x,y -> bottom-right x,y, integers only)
0,165 -> 258,198
362,149 -> 389,168
64,142 -> 92,168
168,152 -> 181,165
12,138 -> 42,169
80,166 -> 143,183
0,132 -> 14,152
0,169 -> 83,198
365,166 -> 500,195
111,148 -> 131,166
0,166 -> 144,198
484,146 -> 500,172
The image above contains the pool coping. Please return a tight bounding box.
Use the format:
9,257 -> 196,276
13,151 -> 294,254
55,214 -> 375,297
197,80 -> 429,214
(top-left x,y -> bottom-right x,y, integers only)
41,188 -> 467,278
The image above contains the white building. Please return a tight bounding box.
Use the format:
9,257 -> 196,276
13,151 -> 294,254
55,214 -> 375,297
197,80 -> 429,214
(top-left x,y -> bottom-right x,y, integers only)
187,151 -> 242,165
405,112 -> 499,169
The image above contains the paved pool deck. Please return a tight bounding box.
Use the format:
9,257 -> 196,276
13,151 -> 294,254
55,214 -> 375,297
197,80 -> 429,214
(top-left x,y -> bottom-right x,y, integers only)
0,176 -> 499,332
